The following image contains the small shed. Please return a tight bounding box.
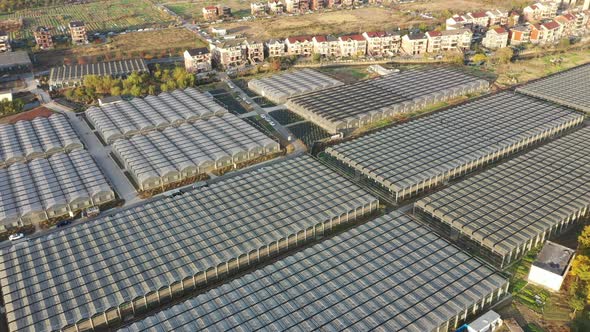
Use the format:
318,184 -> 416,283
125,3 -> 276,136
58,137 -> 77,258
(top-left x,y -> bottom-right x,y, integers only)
528,241 -> 575,291
467,310 -> 502,332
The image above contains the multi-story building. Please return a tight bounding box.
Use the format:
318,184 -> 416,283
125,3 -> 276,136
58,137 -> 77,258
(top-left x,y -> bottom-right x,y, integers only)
310,0 -> 323,10
285,0 -> 308,13
482,27 -> 509,49
509,25 -> 532,45
312,35 -> 329,56
34,26 -> 54,50
338,34 -> 367,57
211,40 -> 246,69
251,2 -> 267,15
285,35 -> 313,56
218,5 -> 232,17
485,9 -> 509,26
508,11 -> 521,26
267,0 -> 284,14
446,14 -> 469,29
0,31 -> 10,53
244,40 -> 265,64
530,20 -> 563,44
69,21 -> 87,45
183,47 -> 212,73
401,33 -> 427,55
265,39 -> 286,57
523,2 -> 558,21
202,6 -> 219,21
426,28 -> 472,53
573,11 -> 589,32
362,31 -> 400,57
467,12 -> 490,31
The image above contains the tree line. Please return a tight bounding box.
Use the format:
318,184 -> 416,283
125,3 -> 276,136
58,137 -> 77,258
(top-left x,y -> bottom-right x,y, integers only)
0,98 -> 24,117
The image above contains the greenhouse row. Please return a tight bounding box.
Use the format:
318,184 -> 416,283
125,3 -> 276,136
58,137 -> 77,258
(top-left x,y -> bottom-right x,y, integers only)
285,67 -> 490,133
0,150 -> 115,227
48,58 -> 149,88
0,155 -> 379,332
111,113 -> 280,192
516,63 -> 590,113
415,127 -> 590,269
247,68 -> 343,104
326,92 -> 584,201
86,88 -> 228,144
122,212 -> 509,332
0,114 -> 82,167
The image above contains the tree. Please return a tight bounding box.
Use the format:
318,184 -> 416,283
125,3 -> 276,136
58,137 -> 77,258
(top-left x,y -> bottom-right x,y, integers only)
491,47 -> 513,65
571,255 -> 590,278
472,53 -> 487,64
579,226 -> 590,249
559,38 -> 571,49
312,53 -> 322,64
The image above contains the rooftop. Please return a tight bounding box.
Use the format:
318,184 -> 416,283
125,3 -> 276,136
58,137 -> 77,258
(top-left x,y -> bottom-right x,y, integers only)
69,21 -> 85,28
533,241 -> 575,276
186,47 -> 210,56
0,51 -> 31,68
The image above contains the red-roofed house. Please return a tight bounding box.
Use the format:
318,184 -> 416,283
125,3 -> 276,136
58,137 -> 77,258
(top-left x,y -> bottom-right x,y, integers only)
362,31 -> 401,56
338,34 -> 367,57
467,11 -> 490,30
285,36 -> 314,56
523,2 -> 558,22
202,6 -> 218,21
312,35 -> 341,57
555,13 -> 578,35
482,27 -> 509,49
530,20 -> 563,44
485,9 -> 509,26
426,29 -> 472,53
401,33 -> 427,55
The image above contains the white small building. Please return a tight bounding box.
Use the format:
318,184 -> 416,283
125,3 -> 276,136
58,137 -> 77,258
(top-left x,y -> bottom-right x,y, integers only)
528,241 -> 575,292
0,90 -> 12,102
467,310 -> 502,332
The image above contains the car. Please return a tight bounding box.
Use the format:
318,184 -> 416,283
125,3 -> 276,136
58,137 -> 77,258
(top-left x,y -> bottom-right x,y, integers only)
9,233 -> 24,241
57,220 -> 72,227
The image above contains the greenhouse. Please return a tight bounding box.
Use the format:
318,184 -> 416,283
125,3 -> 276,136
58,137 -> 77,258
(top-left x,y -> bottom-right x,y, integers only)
0,114 -> 83,167
0,150 -> 115,226
325,92 -> 584,201
86,88 -> 228,144
111,113 -> 281,192
415,127 -> 590,269
285,67 -> 490,133
516,63 -> 590,113
247,68 -> 344,104
48,58 -> 149,88
122,212 -> 509,332
0,155 -> 379,332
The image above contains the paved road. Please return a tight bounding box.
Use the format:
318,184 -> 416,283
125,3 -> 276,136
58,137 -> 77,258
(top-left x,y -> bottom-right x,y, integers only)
45,102 -> 141,206
218,73 -> 306,152
262,105 -> 288,112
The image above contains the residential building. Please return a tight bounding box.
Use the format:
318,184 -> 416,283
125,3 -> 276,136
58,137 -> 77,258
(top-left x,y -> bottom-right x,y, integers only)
34,26 -> 54,50
482,27 -> 509,49
211,27 -> 227,36
285,0 -> 308,13
218,5 -> 232,17
401,33 -> 427,55
527,241 -> 575,292
508,11 -> 521,25
211,40 -> 246,69
467,11 -> 490,31
251,2 -> 267,15
467,311 -> 503,332
523,2 -> 558,21
555,13 -> 577,35
244,40 -> 265,64
310,0 -> 323,10
338,34 -> 367,57
0,31 -> 10,53
426,28 -> 472,53
530,20 -> 563,44
509,25 -> 532,45
267,0 -> 284,14
362,31 -> 401,57
312,35 -> 329,56
265,39 -> 286,57
285,35 -> 313,56
202,6 -> 218,21
446,14 -> 469,29
573,11 -> 589,32
69,21 -> 87,45
486,9 -> 509,26
183,48 -> 212,73
326,35 -> 341,57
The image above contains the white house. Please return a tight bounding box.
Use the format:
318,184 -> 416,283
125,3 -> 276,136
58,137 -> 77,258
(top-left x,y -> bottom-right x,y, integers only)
467,310 -> 503,332
528,241 -> 575,292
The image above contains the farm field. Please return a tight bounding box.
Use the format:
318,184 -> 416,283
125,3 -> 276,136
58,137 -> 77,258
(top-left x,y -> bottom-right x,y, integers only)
34,28 -> 207,68
163,0 -> 250,21
212,7 -> 437,40
0,0 -> 176,40
401,0 -> 530,13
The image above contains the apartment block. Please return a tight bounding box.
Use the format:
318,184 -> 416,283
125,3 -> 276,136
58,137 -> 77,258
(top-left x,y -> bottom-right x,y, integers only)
401,33 -> 427,55
285,36 -> 313,56
0,31 -> 10,53
211,40 -> 246,69
467,11 -> 490,31
69,21 -> 87,45
530,20 -> 563,44
338,34 -> 367,57
245,40 -> 265,64
251,2 -> 267,15
285,0 -> 308,13
311,35 -> 340,57
509,25 -> 532,45
362,31 -> 401,57
426,28 -> 472,53
202,6 -> 218,21
523,2 -> 558,21
485,9 -> 509,26
183,48 -> 212,73
267,0 -> 284,13
482,27 -> 509,49
34,26 -> 54,50
265,39 -> 286,57
310,0 -> 323,10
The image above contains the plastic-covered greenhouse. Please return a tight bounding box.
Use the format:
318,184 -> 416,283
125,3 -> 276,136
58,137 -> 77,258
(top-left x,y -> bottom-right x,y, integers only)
247,68 -> 343,104
285,67 -> 490,133
516,63 -> 590,113
121,211 -> 509,332
415,126 -> 590,269
0,155 -> 379,332
326,92 -> 584,201
0,114 -> 82,168
0,150 -> 115,226
86,88 -> 228,144
48,58 -> 149,88
111,113 -> 281,192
